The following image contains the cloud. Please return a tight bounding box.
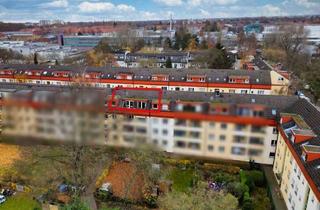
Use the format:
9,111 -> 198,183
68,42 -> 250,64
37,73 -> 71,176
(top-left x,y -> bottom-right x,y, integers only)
154,0 -> 183,6
212,0 -> 238,5
140,11 -> 159,20
199,9 -> 210,17
78,2 -> 136,13
40,0 -> 68,8
260,4 -> 285,16
188,0 -> 202,6
78,2 -> 114,13
188,0 -> 238,7
294,0 -> 320,8
117,4 -> 136,12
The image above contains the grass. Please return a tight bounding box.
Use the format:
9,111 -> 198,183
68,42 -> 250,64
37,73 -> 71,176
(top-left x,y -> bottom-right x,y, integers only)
0,193 -> 41,210
167,168 -> 197,192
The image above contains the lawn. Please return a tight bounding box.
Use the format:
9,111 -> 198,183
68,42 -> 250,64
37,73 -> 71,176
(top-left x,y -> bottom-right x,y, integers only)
167,168 -> 197,192
0,193 -> 41,210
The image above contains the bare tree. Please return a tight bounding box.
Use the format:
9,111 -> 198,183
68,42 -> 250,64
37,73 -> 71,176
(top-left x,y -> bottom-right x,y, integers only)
264,25 -> 309,70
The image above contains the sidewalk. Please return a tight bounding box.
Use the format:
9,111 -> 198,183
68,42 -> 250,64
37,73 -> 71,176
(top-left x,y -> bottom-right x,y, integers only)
262,165 -> 287,210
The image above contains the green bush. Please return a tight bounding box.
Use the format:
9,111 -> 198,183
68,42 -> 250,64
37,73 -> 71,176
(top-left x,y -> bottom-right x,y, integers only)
227,182 -> 248,199
242,192 -> 253,210
211,172 -> 238,183
245,170 -> 265,187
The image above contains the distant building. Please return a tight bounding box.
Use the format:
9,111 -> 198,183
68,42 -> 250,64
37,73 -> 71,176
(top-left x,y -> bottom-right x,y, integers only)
0,65 -> 290,96
114,52 -> 195,69
244,22 -> 262,35
39,19 -> 64,26
62,35 -> 104,48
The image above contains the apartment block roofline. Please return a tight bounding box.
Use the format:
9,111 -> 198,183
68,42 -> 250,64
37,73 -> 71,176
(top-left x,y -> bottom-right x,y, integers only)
279,99 -> 320,201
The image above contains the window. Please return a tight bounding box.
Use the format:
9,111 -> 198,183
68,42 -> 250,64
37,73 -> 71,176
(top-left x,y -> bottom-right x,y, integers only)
153,128 -> 158,134
188,142 -> 200,150
235,124 -> 246,131
219,135 -> 226,141
163,119 -> 168,124
273,127 -> 278,134
175,141 -> 186,148
174,130 -> 186,137
232,147 -> 246,155
190,120 -> 201,127
251,126 -> 265,133
209,122 -> 215,127
221,123 -> 227,129
253,110 -> 264,117
233,136 -> 246,143
162,140 -> 167,146
248,149 -> 263,156
162,129 -> 168,135
136,127 -> 146,134
269,152 -> 275,157
190,131 -> 200,138
219,146 -> 225,152
249,137 -> 264,145
124,136 -> 133,142
271,140 -> 277,146
153,139 -> 158,145
208,145 -> 214,151
123,125 -> 134,132
175,119 -> 186,126
208,134 -> 215,140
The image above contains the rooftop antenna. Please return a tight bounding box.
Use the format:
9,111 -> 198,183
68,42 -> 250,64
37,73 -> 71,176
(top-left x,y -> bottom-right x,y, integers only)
170,13 -> 173,31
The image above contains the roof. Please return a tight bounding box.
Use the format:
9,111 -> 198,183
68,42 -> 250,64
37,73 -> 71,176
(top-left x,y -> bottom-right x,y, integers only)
0,64 -> 272,85
0,83 -> 299,120
281,99 -> 320,197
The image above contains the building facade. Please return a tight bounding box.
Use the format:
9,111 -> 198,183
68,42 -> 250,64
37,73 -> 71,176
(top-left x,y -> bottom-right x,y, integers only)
0,65 -> 290,96
273,101 -> 320,210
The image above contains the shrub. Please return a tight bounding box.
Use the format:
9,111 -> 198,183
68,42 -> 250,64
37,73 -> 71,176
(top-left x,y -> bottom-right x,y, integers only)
203,163 -> 240,174
227,182 -> 248,199
245,170 -> 265,187
242,192 -> 253,210
212,172 -> 238,184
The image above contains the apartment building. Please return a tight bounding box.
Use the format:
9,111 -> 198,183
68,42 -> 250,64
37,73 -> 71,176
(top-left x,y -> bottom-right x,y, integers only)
273,100 -> 320,210
103,87 -> 300,164
0,85 -> 296,164
1,83 -> 320,207
0,65 -> 289,95
114,52 -> 197,69
1,89 -> 105,144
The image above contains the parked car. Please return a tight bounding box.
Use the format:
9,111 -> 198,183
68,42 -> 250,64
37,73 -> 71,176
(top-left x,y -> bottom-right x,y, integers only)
0,195 -> 6,204
1,188 -> 15,197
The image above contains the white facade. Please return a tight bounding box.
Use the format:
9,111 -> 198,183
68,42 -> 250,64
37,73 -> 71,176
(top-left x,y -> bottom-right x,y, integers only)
273,134 -> 320,210
106,115 -> 278,164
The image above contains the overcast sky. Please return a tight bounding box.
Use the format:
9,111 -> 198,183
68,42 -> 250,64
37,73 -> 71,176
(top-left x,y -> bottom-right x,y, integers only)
0,0 -> 319,22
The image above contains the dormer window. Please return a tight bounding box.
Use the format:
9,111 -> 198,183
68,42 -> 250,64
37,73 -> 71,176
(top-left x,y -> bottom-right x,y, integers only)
116,73 -> 133,80
302,145 -> 320,162
151,74 -> 169,81
229,76 -> 250,84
